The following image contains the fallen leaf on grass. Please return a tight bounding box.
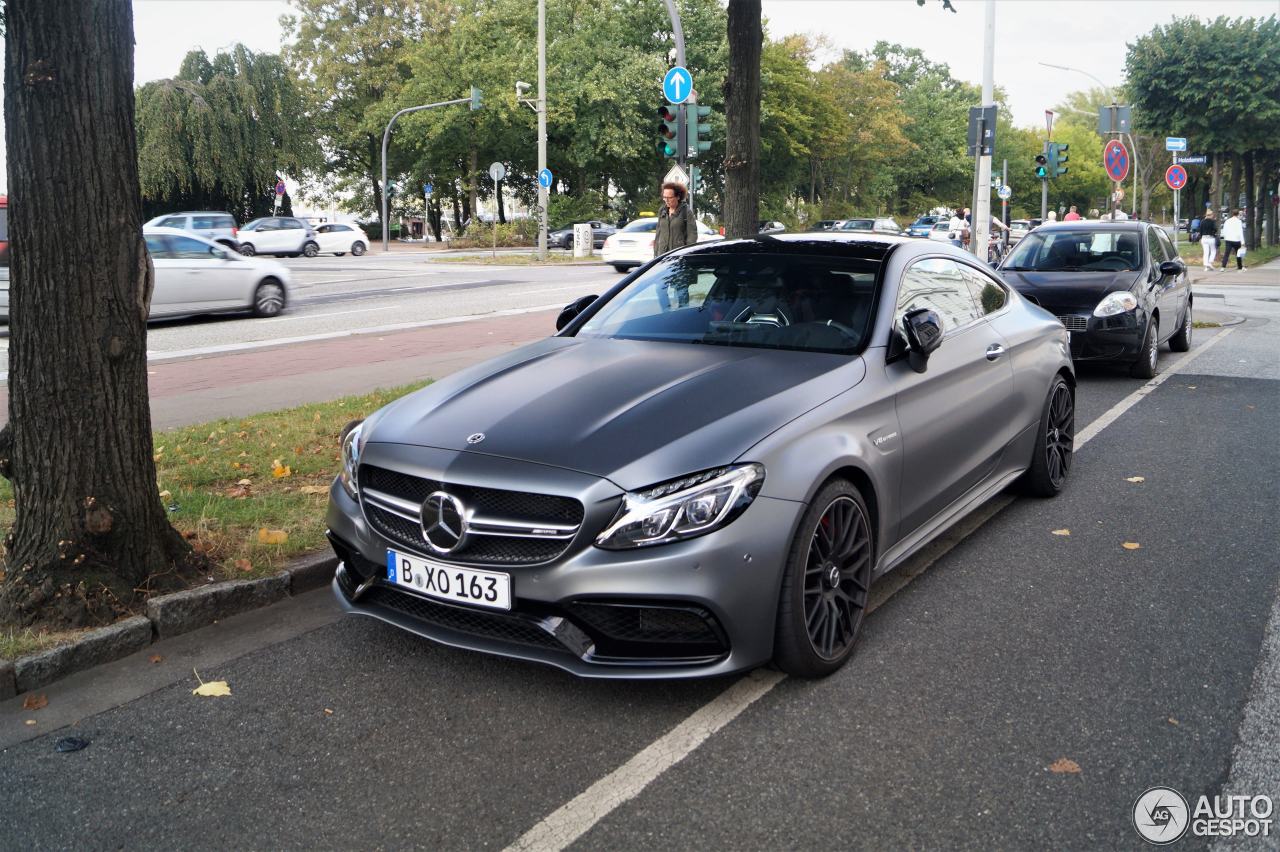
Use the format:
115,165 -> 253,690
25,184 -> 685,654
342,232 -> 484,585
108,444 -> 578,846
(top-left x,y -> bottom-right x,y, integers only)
158,489 -> 172,500
192,669 -> 231,697
149,654 -> 164,664
1122,542 -> 1141,550
258,528 -> 288,545
22,693 -> 48,711
238,478 -> 252,486
298,485 -> 329,495
272,459 -> 292,478
1052,529 -> 1071,536
225,484 -> 252,499
1048,757 -> 1082,774
235,558 -> 253,573
1124,476 -> 1145,483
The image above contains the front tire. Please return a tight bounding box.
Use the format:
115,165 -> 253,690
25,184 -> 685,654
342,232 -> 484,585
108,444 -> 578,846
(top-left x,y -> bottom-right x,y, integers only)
302,241 -> 319,258
774,480 -> 873,678
238,243 -> 256,257
1130,318 -> 1158,379
351,241 -> 367,256
1020,375 -> 1074,497
1169,303 -> 1192,352
611,264 -> 629,274
252,278 -> 286,317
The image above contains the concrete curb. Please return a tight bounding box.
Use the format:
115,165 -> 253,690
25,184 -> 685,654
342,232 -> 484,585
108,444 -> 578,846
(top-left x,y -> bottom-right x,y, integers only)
3,550 -> 338,697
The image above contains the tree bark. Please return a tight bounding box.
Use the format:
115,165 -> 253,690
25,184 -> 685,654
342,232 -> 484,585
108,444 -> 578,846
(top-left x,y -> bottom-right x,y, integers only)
722,0 -> 761,240
1244,150 -> 1256,249
1,0 -> 190,629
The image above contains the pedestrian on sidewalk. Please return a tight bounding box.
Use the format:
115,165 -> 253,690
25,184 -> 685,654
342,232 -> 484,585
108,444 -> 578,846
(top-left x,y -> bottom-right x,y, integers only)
1198,209 -> 1219,270
654,182 -> 697,256
1220,210 -> 1245,271
948,207 -> 967,248
1063,205 -> 1081,221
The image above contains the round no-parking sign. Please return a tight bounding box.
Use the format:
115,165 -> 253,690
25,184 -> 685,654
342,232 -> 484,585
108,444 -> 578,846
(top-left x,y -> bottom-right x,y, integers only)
1103,140 -> 1130,183
1165,164 -> 1188,191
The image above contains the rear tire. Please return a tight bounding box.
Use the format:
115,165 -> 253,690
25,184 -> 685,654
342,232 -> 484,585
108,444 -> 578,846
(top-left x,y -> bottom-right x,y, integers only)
1019,375 -> 1074,497
302,241 -> 319,258
612,264 -> 628,274
352,241 -> 367,256
1130,318 -> 1158,379
1169,303 -> 1192,352
238,243 -> 256,257
252,278 -> 286,317
774,479 -> 873,678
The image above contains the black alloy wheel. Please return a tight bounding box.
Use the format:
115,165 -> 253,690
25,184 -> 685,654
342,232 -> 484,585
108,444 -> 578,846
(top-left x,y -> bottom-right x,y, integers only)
1021,375 -> 1074,497
252,279 -> 286,317
1130,318 -> 1158,379
302,241 -> 320,258
775,480 -> 873,677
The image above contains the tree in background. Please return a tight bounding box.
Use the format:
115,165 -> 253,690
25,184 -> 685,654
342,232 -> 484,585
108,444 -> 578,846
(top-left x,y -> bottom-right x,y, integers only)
136,45 -> 320,222
1126,14 -> 1279,246
1,0 -> 194,629
723,0 -> 761,238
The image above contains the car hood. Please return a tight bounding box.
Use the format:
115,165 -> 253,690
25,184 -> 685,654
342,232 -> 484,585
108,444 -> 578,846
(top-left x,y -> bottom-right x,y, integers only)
368,337 -> 864,490
1001,270 -> 1141,312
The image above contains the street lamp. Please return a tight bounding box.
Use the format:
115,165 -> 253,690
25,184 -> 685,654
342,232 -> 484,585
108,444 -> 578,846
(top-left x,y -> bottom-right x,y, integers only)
1038,61 -> 1139,218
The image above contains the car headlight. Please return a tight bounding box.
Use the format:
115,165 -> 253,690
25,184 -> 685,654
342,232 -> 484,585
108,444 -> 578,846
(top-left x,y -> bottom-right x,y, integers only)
339,420 -> 364,499
1093,291 -> 1138,317
595,464 -> 765,550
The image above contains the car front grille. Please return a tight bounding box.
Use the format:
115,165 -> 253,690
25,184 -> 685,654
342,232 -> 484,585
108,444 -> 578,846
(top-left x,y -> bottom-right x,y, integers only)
361,586 -> 565,651
359,465 -> 584,566
1057,315 -> 1089,332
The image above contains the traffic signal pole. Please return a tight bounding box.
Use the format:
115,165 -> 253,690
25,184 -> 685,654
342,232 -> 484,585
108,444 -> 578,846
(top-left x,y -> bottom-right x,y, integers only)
537,0 -> 547,260
971,0 -> 996,259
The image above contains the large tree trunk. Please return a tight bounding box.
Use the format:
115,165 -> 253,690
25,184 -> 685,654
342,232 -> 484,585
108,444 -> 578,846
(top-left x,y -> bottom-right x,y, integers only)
722,0 -> 761,240
468,147 -> 479,226
1,0 -> 190,629
1243,150 -> 1256,249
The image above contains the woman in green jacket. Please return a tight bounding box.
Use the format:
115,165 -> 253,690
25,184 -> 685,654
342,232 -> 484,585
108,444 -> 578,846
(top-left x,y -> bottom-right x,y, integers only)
654,181 -> 698,255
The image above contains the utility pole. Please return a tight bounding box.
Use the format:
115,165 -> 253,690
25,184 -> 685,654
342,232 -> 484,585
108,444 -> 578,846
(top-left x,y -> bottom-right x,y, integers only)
537,0 -> 548,260
971,0 -> 996,259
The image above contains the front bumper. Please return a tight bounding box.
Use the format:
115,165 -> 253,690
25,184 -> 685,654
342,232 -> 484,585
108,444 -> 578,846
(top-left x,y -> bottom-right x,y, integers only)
326,456 -> 803,679
1056,311 -> 1146,362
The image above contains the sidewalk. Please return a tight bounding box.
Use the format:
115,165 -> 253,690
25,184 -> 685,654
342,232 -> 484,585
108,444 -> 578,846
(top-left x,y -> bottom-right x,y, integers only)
0,309 -> 558,430
1190,255 -> 1280,286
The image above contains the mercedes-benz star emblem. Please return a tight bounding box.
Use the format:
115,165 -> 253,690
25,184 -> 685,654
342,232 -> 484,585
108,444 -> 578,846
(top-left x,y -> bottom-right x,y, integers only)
420,491 -> 468,554
466,432 -> 486,445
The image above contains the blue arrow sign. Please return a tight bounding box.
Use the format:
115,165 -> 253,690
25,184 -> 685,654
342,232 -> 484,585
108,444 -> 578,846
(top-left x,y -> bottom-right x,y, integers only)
1165,137 -> 1187,152
538,168 -> 553,189
663,66 -> 693,105
423,182 -> 434,196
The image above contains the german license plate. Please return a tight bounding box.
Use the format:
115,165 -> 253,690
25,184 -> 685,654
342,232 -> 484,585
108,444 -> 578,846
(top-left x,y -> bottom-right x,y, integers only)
386,549 -> 511,611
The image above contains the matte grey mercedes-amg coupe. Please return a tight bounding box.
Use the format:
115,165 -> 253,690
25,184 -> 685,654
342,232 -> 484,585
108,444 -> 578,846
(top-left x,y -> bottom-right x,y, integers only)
327,233 -> 1075,678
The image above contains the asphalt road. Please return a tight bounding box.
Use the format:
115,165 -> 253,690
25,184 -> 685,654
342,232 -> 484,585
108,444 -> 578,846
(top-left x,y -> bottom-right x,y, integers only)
3,304 -> 1279,849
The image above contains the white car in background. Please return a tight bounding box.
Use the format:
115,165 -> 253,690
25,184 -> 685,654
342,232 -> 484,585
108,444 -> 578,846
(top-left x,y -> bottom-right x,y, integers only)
927,221 -> 954,242
600,217 -> 723,273
237,216 -> 319,258
314,223 -> 369,256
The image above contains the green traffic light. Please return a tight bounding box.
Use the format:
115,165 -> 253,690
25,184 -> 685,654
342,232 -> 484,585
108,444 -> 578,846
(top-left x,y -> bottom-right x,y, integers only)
1035,152 -> 1048,180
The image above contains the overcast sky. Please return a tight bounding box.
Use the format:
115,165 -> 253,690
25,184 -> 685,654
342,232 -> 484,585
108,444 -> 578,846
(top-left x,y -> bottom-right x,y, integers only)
1,0 -> 1275,191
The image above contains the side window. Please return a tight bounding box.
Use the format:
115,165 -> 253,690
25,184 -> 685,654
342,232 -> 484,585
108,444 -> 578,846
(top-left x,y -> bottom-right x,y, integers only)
896,258 -> 982,336
282,218 -> 305,230
1156,228 -> 1177,262
192,215 -> 218,230
169,235 -> 213,259
158,216 -> 186,228
1146,228 -> 1166,265
961,266 -> 1008,315
316,224 -> 333,234
144,234 -> 173,259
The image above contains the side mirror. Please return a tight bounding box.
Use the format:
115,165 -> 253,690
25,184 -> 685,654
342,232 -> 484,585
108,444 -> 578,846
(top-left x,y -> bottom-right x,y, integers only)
903,307 -> 943,373
1159,259 -> 1184,276
556,294 -> 598,331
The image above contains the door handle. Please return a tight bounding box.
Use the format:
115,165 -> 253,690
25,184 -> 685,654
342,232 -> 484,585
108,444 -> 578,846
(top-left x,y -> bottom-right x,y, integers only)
986,344 -> 1005,361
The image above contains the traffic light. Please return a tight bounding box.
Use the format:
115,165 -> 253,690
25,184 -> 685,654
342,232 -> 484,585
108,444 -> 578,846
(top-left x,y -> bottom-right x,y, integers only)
689,166 -> 704,195
687,105 -> 712,159
1034,150 -> 1049,179
470,86 -> 483,110
1052,142 -> 1069,177
657,104 -> 683,159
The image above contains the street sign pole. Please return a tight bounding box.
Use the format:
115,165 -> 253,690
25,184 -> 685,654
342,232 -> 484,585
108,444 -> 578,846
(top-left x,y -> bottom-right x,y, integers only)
381,95 -> 477,252
1001,159 -> 1008,250
1173,150 -> 1180,249
971,0 -> 996,259
537,0 -> 548,261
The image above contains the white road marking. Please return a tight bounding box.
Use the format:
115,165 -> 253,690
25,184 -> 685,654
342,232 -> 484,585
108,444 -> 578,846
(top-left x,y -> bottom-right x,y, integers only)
259,306 -> 402,323
503,327 -> 1238,852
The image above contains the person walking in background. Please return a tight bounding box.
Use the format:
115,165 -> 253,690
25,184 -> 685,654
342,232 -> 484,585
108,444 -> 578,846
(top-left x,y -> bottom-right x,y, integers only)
1047,210 -> 1058,222
654,182 -> 697,256
1064,205 -> 1081,221
1199,209 -> 1219,271
1220,209 -> 1245,271
948,207 -> 967,248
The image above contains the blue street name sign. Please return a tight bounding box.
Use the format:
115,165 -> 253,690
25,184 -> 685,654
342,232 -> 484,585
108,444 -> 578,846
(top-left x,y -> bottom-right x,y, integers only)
1175,155 -> 1207,165
538,168 -> 553,189
1165,137 -> 1187,152
663,66 -> 693,105
424,182 -> 434,196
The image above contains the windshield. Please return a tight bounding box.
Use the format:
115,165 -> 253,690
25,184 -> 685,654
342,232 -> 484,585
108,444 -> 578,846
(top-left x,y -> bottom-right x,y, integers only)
574,253 -> 880,355
1003,230 -> 1144,272
841,219 -> 874,230
242,219 -> 265,231
622,220 -> 657,233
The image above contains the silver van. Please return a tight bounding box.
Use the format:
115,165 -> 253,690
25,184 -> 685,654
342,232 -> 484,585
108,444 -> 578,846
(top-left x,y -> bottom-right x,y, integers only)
143,211 -> 239,250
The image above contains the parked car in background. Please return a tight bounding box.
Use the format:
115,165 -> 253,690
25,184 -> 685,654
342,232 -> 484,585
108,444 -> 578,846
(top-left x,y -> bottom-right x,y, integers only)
314,223 -> 369,256
758,221 -> 786,235
808,220 -> 841,232
144,211 -> 239,251
548,221 -> 616,250
927,222 -> 954,242
840,217 -> 902,235
327,232 -> 1075,679
1008,220 -> 1032,243
599,217 -> 723,273
237,216 -> 319,258
906,215 -> 940,238
999,220 -> 1191,378
0,227 -> 290,322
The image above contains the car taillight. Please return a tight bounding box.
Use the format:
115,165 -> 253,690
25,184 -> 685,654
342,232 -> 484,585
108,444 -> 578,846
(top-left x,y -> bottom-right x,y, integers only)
232,227 -> 238,236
